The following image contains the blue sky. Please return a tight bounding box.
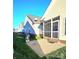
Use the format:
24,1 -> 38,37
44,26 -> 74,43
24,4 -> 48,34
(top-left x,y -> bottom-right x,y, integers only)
13,0 -> 51,29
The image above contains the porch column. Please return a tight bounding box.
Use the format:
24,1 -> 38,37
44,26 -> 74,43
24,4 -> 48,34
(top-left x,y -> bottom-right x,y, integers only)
43,21 -> 45,38
51,19 -> 53,38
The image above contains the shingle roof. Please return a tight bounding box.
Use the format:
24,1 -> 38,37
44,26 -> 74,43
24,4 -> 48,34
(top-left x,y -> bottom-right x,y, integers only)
27,15 -> 43,24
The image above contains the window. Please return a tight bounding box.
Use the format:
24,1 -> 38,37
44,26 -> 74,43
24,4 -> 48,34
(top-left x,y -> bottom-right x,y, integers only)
53,16 -> 60,21
53,22 -> 58,31
52,16 -> 60,38
45,31 -> 51,37
53,32 -> 58,38
44,20 -> 51,31
44,20 -> 51,37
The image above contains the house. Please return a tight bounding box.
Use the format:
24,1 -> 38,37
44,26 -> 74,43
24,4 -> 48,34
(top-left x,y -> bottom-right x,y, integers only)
13,28 -> 18,32
15,0 -> 66,41
41,0 -> 66,41
21,15 -> 43,37
13,22 -> 24,32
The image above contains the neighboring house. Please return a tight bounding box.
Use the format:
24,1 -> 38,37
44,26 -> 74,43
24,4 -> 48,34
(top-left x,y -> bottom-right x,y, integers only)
13,28 -> 15,32
13,28 -> 19,32
13,22 -> 24,32
41,0 -> 66,40
20,15 -> 43,37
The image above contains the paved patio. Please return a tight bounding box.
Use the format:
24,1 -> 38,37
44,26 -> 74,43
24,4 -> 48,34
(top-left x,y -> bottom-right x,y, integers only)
26,39 -> 66,57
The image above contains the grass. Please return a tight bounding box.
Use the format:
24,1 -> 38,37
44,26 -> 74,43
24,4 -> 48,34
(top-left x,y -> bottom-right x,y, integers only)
13,32 -> 66,59
47,46 -> 66,59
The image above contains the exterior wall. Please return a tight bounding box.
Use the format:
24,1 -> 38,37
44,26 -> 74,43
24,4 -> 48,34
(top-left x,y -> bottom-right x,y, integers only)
22,21 -> 36,34
42,0 -> 66,40
33,24 -> 40,35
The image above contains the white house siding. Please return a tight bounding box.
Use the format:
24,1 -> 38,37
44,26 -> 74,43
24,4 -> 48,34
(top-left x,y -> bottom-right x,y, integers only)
42,0 -> 66,40
33,23 -> 43,35
33,24 -> 40,35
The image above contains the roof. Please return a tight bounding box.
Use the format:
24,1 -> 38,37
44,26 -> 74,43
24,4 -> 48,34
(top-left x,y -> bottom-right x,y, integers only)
27,15 -> 43,24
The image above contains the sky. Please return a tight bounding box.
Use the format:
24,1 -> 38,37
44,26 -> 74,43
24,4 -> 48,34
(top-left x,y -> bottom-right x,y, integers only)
13,0 -> 51,29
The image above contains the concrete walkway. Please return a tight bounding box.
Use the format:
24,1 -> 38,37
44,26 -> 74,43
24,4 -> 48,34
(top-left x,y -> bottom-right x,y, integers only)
26,39 -> 66,57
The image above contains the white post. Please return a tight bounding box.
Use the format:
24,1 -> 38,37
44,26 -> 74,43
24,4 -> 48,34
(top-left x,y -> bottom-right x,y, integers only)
51,19 -> 53,38
43,21 -> 45,38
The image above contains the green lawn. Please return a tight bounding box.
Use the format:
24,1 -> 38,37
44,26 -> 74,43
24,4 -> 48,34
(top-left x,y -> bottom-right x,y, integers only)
46,46 -> 66,59
13,32 -> 66,59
